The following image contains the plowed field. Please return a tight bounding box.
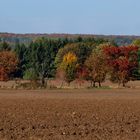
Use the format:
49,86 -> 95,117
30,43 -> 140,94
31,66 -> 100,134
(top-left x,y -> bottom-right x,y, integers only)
0,89 -> 140,140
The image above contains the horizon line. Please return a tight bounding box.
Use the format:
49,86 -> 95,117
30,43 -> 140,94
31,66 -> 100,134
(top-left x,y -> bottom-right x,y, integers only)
0,32 -> 140,37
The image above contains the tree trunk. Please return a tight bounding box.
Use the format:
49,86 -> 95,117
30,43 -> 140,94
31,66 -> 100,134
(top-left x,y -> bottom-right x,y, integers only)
93,81 -> 96,87
98,81 -> 101,87
90,81 -> 93,87
41,77 -> 45,87
122,81 -> 125,87
118,80 -> 121,87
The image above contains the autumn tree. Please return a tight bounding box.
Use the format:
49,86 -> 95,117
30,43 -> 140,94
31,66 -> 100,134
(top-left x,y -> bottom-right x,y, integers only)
0,51 -> 18,81
132,39 -> 140,79
75,65 -> 88,86
59,52 -> 77,86
85,46 -> 107,87
133,39 -> 140,48
55,43 -> 93,67
103,45 -> 138,87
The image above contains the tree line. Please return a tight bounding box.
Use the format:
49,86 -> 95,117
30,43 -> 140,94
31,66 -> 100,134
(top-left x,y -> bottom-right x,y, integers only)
0,37 -> 140,88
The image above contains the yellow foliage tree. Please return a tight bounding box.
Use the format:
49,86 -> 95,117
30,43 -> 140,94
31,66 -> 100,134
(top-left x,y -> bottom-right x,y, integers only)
63,52 -> 77,65
59,52 -> 77,85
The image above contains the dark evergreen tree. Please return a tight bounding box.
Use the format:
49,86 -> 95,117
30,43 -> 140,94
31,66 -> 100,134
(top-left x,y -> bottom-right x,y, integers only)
14,43 -> 27,77
0,41 -> 11,51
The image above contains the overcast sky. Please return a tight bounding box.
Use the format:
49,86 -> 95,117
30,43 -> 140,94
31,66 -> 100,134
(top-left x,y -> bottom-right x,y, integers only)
0,0 -> 140,35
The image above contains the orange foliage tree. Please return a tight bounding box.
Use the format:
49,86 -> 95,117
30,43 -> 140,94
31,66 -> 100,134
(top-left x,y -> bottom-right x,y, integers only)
85,46 -> 108,87
0,51 -> 18,81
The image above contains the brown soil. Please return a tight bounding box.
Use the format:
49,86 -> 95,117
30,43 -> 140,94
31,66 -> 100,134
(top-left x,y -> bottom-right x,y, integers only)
0,89 -> 140,140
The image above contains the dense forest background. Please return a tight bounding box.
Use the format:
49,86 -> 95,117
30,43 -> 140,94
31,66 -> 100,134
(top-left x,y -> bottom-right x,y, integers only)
0,33 -> 140,47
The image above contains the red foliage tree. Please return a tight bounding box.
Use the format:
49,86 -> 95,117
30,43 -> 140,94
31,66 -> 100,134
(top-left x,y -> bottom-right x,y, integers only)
0,51 -> 18,81
103,45 -> 138,86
